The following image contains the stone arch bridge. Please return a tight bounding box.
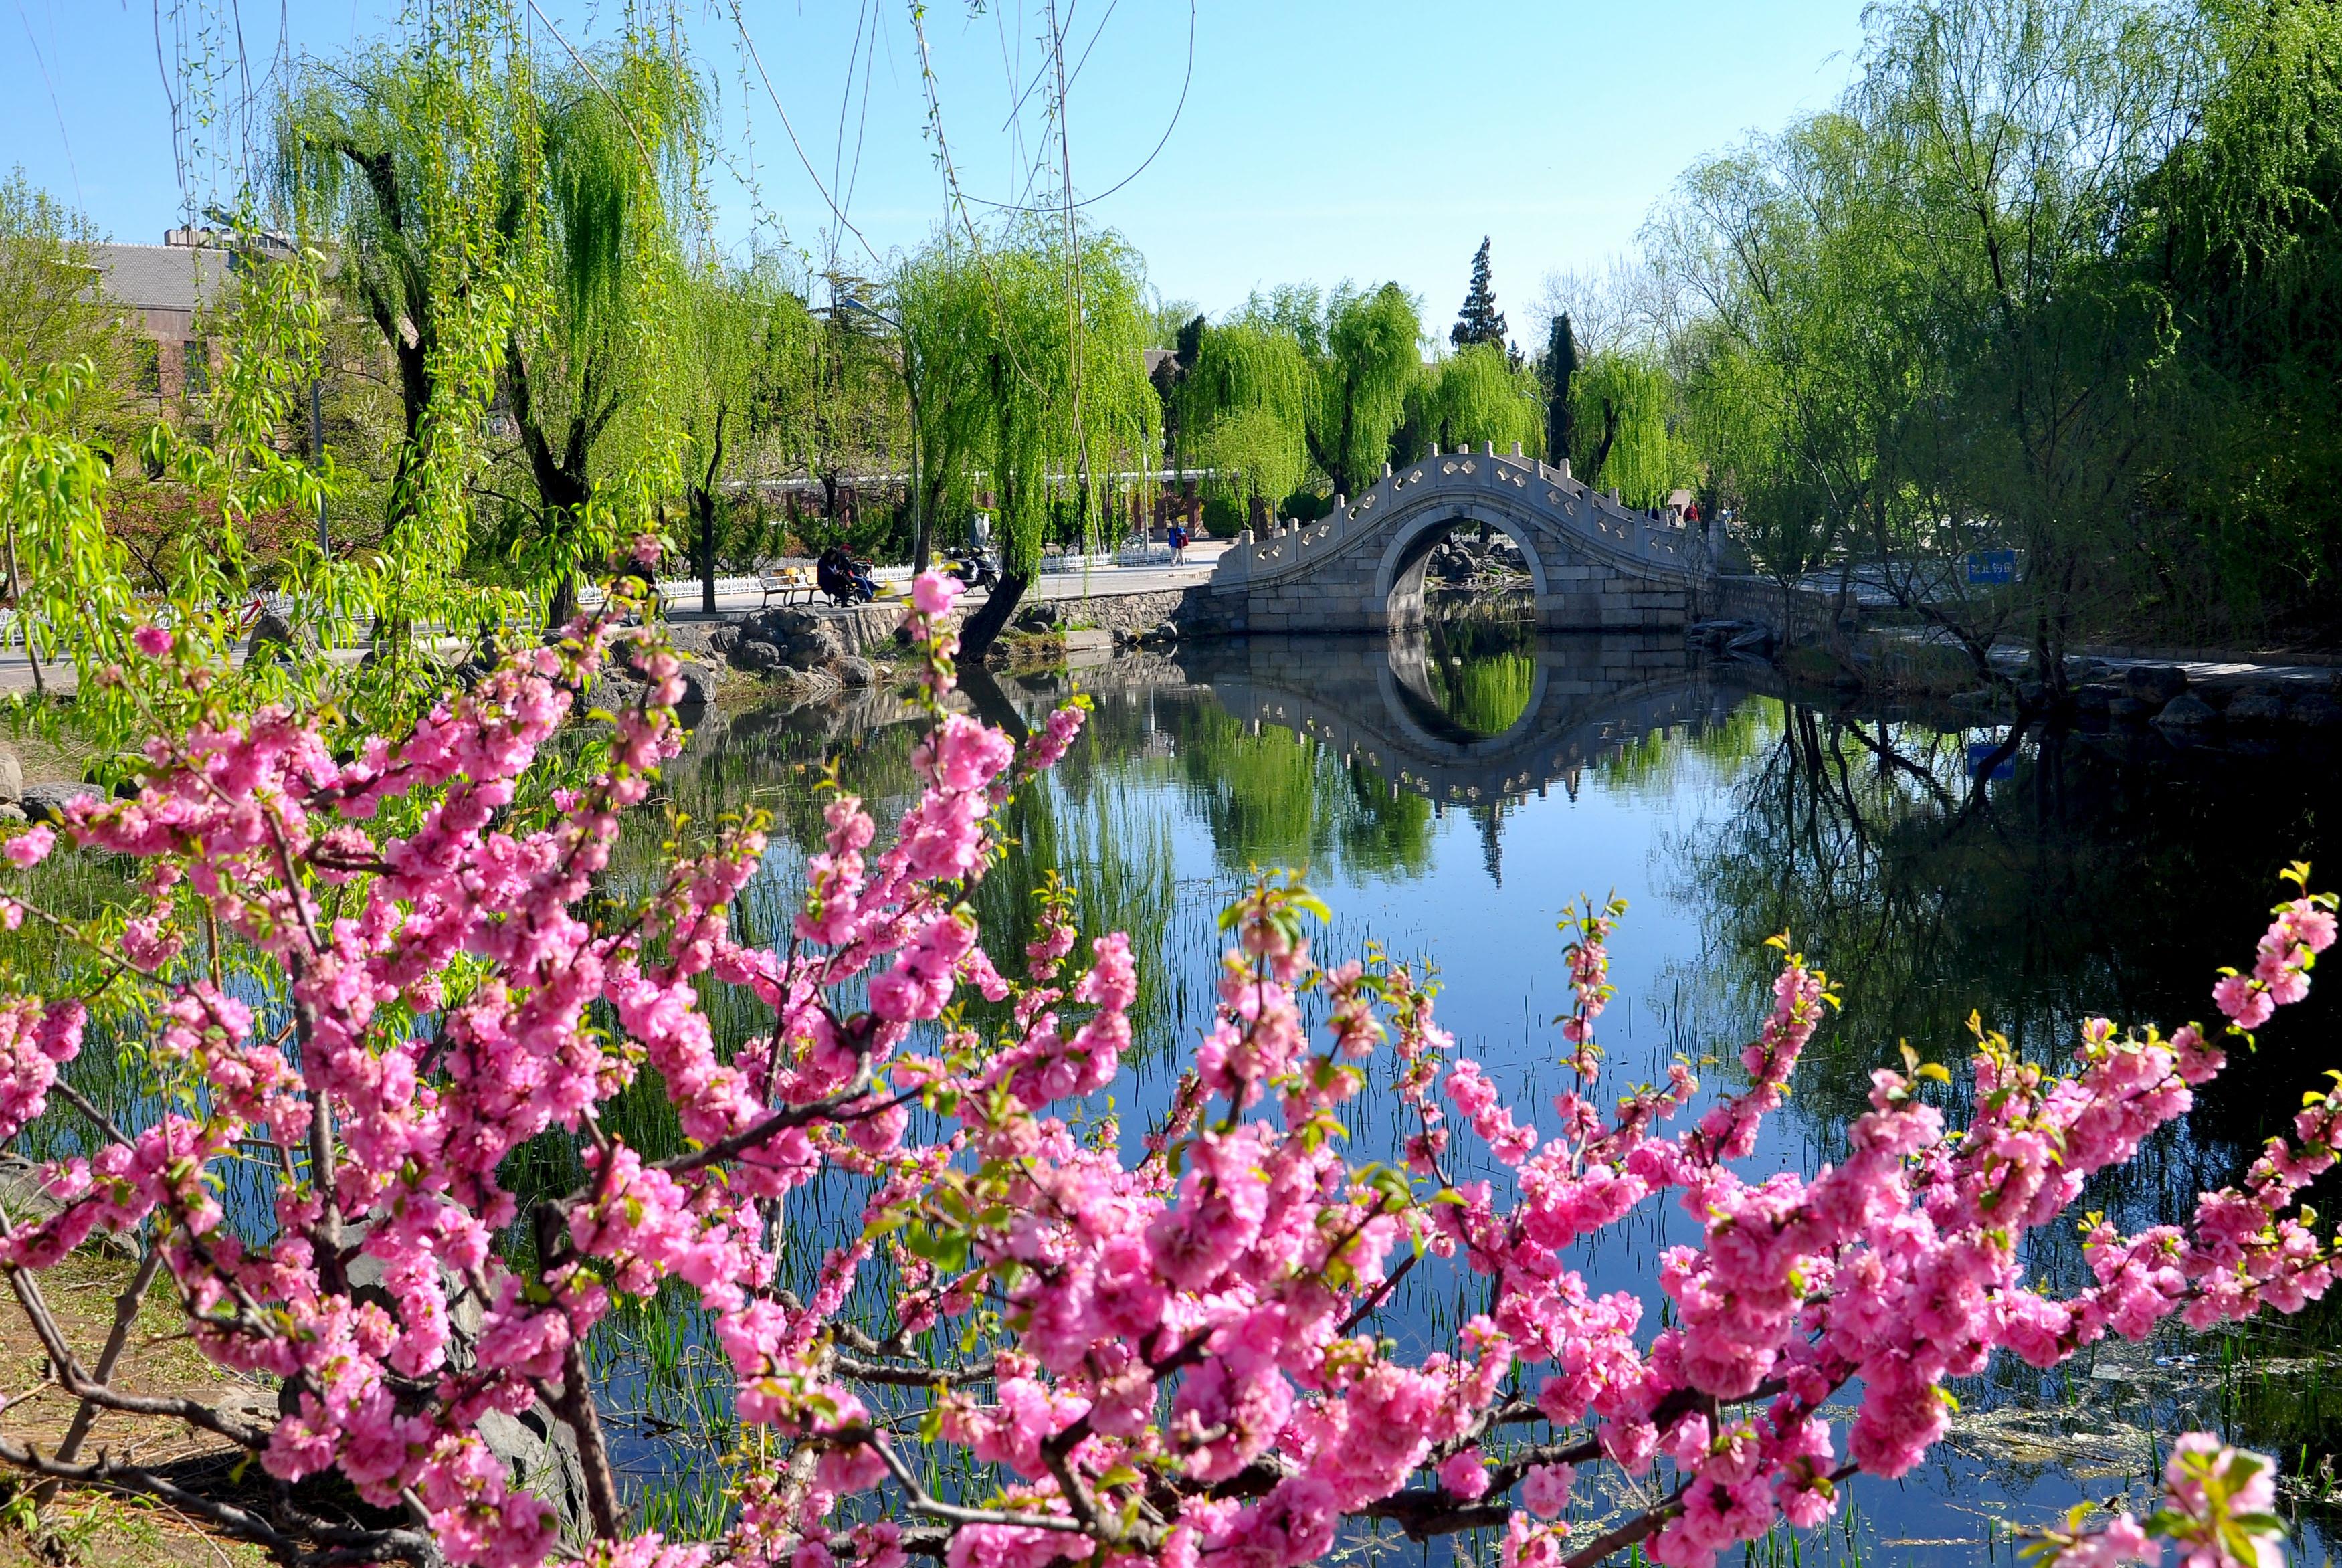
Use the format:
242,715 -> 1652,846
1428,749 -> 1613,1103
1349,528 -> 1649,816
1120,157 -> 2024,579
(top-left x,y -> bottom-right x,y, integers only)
1201,445 -> 1715,633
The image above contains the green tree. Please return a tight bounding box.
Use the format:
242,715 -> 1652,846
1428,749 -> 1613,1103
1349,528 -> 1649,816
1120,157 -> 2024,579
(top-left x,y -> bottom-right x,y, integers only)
1565,352 -> 1695,506
1397,341 -> 1540,461
678,258 -> 810,613
280,12 -> 700,625
2127,0 -> 2342,642
1308,282 -> 1421,499
1657,118 -> 1899,598
1858,0 -> 2191,690
1450,236 -> 1508,349
949,223 -> 1160,656
499,40 -> 703,623
1539,311 -> 1579,476
1175,319 -> 1312,520
278,24 -> 530,570
893,239 -> 1003,568
0,171 -> 135,437
1648,0 -> 2200,687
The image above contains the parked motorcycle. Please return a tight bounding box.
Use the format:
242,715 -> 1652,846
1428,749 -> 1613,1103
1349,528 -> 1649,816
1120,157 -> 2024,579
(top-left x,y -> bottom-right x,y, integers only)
943,546 -> 1000,593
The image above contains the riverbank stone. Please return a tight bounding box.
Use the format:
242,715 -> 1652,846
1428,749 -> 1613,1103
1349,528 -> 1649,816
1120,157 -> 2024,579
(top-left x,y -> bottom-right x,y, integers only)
666,623 -> 725,660
731,639 -> 785,674
21,782 -> 100,824
0,744 -> 20,805
2291,692 -> 2342,728
836,655 -> 877,688
730,607 -> 843,670
246,609 -> 316,665
2152,692 -> 2218,729
2125,665 -> 2190,704
2224,691 -> 2289,726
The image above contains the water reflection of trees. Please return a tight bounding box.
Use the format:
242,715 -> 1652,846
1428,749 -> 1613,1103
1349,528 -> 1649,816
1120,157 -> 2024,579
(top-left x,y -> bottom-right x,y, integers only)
1160,698 -> 1434,881
1422,612 -> 1538,737
1676,702 -> 2342,1516
1674,702 -> 2338,1231
648,691 -> 1196,1064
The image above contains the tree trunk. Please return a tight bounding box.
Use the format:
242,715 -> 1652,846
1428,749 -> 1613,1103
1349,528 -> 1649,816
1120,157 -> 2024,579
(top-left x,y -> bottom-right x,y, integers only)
1585,400 -> 1621,490
698,493 -> 718,616
697,411 -> 726,617
549,572 -> 579,630
957,571 -> 1028,660
508,349 -> 595,633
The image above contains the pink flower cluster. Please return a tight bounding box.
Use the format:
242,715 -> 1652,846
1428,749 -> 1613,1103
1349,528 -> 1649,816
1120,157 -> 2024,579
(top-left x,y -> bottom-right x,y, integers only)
0,573 -> 2319,1568
2038,1434 -> 2285,1568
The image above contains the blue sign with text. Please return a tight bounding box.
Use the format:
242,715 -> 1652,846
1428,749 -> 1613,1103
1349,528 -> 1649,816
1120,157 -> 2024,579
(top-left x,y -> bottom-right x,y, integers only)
1966,549 -> 2018,585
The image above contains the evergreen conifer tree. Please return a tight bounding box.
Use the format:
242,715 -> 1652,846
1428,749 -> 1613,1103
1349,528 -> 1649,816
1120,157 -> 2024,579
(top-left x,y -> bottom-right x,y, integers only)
1450,237 -> 1508,349
1543,311 -> 1578,465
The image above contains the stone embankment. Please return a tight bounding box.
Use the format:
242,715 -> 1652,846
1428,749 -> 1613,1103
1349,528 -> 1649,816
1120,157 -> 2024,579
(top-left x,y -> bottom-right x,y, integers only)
668,583 -> 1227,696
2062,660 -> 2342,734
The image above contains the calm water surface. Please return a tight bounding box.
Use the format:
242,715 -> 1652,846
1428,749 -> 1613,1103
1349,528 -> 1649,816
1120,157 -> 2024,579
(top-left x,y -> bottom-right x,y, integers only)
623,621 -> 2341,1563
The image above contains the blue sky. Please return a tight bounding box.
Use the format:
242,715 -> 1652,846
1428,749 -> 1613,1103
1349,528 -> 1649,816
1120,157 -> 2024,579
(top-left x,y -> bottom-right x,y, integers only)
2,0 -> 1869,326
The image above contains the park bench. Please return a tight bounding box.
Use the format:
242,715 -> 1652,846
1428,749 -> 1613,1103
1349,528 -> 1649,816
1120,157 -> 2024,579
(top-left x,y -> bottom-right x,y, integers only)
760,567 -> 816,607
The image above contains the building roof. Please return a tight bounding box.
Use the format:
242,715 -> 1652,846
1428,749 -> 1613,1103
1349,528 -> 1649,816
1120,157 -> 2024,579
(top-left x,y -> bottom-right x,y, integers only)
88,242 -> 231,314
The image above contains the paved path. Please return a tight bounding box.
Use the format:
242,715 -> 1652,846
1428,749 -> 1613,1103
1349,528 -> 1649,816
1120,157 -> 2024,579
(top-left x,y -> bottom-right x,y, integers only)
656,549 -> 1222,621
0,548 -> 1229,694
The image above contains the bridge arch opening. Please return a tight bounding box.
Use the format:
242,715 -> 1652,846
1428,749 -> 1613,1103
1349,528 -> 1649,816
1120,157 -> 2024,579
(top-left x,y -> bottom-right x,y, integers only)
1373,505 -> 1549,629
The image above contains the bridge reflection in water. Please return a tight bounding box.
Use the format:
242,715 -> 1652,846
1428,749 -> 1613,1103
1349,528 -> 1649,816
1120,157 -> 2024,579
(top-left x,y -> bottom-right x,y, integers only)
1178,629 -> 1746,809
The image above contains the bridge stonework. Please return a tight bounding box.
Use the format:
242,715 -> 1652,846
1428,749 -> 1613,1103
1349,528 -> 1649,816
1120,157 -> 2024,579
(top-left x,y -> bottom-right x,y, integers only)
1199,445 -> 1713,634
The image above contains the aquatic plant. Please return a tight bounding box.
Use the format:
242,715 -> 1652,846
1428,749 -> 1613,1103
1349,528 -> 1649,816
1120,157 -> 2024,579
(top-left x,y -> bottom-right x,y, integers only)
0,569 -> 2323,1568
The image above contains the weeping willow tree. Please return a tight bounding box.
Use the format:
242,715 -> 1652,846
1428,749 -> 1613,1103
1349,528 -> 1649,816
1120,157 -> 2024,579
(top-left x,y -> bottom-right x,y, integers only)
1680,328 -> 1842,585
276,1 -> 540,610
946,222 -> 1159,656
678,255 -> 813,612
1174,320 -> 1312,518
498,32 -> 702,623
1396,340 -> 1541,462
892,236 -> 999,568
1309,282 -> 1421,499
278,2 -> 700,627
1568,351 -> 1696,506
1179,282 -> 1420,510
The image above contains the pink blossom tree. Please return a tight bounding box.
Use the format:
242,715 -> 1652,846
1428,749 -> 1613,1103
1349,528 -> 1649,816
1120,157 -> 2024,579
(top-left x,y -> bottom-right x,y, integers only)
0,573 -> 2324,1568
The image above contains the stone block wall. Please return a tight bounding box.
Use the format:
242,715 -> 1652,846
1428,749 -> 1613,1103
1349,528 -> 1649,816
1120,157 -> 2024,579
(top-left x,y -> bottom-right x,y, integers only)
1704,575 -> 1838,644
1199,502 -> 1696,636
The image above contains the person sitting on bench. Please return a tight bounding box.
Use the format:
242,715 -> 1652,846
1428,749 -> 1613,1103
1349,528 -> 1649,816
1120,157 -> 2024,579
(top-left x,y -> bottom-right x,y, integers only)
817,545 -> 876,605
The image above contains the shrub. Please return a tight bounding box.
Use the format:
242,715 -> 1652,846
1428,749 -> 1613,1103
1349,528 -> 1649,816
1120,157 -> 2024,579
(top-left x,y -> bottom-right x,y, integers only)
0,573 -> 2321,1568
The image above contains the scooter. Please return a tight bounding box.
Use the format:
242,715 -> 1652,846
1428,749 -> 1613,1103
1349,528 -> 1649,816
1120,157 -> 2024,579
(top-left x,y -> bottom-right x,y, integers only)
943,546 -> 1000,593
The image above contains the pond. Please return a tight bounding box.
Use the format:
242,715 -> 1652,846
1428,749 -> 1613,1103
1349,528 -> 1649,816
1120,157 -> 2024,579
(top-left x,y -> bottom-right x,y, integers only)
618,613 -> 2342,1565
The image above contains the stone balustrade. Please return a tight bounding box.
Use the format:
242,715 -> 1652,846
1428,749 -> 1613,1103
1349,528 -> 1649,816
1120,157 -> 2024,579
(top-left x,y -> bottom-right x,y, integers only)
1202,441 -> 1715,634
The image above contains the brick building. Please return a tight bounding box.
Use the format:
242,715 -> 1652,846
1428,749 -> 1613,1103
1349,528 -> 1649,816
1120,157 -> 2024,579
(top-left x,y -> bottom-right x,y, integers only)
86,229 -> 235,401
